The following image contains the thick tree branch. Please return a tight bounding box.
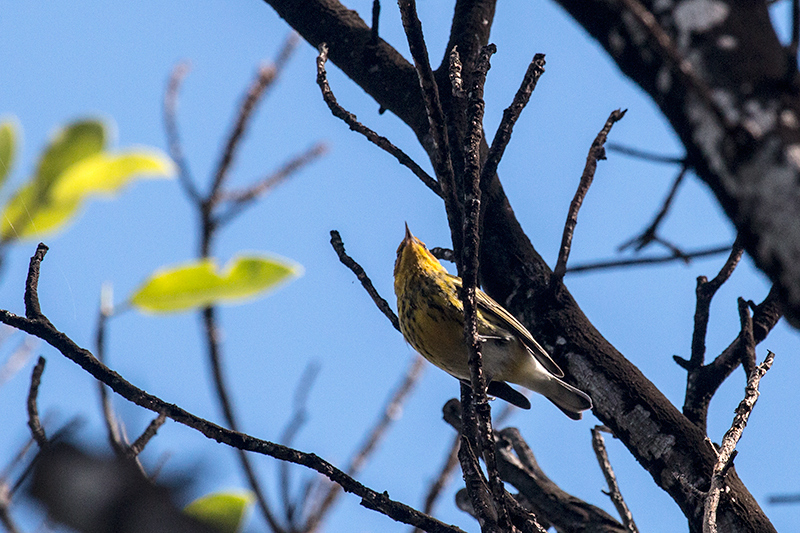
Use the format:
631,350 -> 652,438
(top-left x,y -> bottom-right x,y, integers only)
258,1 -> 778,529
554,0 -> 800,332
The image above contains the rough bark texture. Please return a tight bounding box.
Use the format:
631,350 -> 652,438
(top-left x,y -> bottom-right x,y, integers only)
556,0 -> 800,328
262,1 -> 779,531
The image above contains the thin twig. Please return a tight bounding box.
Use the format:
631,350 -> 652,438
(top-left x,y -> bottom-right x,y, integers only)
279,362 -> 320,527
126,412 -> 167,459
591,427 -> 639,533
689,236 -> 745,369
0,245 -> 465,533
307,355 -> 426,532
0,335 -> 37,388
567,244 -> 732,273
703,351 -> 775,533
419,433 -> 461,520
481,53 -> 546,190
202,306 -> 285,533
164,61 -> 200,202
95,282 -> 127,457
397,0 -> 460,251
606,143 -> 685,165
677,285 -> 782,430
315,44 -> 439,196
210,64 -> 277,198
330,230 -> 400,331
553,110 -> 626,280
618,164 -> 689,252
216,141 -> 328,226
24,244 -> 48,320
27,356 -> 47,447
0,481 -> 22,533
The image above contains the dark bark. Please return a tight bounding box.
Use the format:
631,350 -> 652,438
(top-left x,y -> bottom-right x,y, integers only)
261,1 -> 778,530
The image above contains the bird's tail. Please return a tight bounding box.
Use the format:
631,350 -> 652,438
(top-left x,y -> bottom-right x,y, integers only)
539,377 -> 593,420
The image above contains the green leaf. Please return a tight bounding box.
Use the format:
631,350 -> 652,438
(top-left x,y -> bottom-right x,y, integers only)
0,118 -> 19,189
37,120 -> 106,189
129,254 -> 303,313
0,117 -> 175,241
51,150 -> 175,202
184,491 -> 255,533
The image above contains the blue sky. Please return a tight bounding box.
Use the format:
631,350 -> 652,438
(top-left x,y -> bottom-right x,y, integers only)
1,1 -> 797,532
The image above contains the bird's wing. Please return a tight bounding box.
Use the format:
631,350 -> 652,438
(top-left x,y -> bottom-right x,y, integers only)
467,281 -> 565,378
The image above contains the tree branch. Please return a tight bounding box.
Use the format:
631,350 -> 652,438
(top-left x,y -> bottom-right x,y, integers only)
0,246 -> 464,533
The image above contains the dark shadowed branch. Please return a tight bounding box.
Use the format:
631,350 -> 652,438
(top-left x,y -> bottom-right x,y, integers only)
316,44 -> 439,196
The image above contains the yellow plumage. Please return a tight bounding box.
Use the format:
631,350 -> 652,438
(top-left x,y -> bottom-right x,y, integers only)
394,225 -> 592,419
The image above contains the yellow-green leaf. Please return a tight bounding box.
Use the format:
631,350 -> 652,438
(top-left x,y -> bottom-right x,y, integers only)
37,120 -> 106,188
51,150 -> 175,202
0,119 -> 174,241
184,491 -> 255,533
130,254 -> 303,313
0,119 -> 18,189
0,182 -> 80,239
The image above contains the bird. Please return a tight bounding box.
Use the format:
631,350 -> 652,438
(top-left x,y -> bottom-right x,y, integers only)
393,224 -> 592,419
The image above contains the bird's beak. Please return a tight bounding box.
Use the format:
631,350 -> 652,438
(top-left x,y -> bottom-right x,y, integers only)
404,223 -> 413,242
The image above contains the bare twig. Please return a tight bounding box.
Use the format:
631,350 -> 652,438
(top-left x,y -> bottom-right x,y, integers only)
95,282 -> 127,457
216,141 -> 328,226
24,244 -> 48,320
27,356 -> 47,447
0,245 -> 465,533
370,0 -> 381,44
126,413 -> 167,459
0,335 -> 37,388
606,143 -> 685,165
0,480 -> 22,533
553,110 -> 626,280
677,285 -> 782,430
330,230 -> 400,331
690,236 -> 745,369
567,244 -> 732,273
496,428 -> 624,532
315,44 -> 439,195
307,354 -> 426,531
481,53 -> 546,189
703,351 -> 775,533
202,306 -> 285,533
210,64 -> 277,198
619,164 -> 689,252
164,61 -> 200,202
591,427 -> 638,533
420,434 -> 461,518
278,362 -> 320,527
397,0 -> 460,251
678,238 -> 749,429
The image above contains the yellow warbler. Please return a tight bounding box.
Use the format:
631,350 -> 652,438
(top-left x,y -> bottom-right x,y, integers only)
394,225 -> 592,419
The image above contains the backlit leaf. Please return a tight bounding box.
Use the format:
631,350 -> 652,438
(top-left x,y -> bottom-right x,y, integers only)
130,254 -> 302,313
184,491 -> 254,533
0,119 -> 18,189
